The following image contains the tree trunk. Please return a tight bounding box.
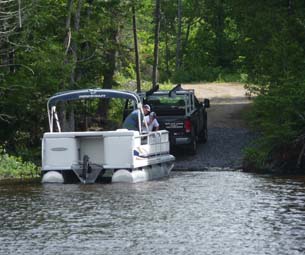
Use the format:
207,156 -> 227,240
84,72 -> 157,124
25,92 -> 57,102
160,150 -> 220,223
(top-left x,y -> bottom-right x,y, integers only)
0,0 -> 20,73
132,5 -> 141,92
181,19 -> 192,67
62,0 -> 80,129
18,0 -> 22,28
83,0 -> 94,59
69,0 -> 83,87
98,27 -> 119,123
165,17 -> 170,79
9,50 -> 15,73
63,0 -> 83,89
215,0 -> 225,67
64,0 -> 74,57
175,0 -> 182,73
288,0 -> 293,15
152,0 -> 161,88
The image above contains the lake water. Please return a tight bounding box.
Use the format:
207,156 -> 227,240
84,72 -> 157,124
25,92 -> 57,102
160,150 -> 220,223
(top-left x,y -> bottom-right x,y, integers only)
0,171 -> 305,255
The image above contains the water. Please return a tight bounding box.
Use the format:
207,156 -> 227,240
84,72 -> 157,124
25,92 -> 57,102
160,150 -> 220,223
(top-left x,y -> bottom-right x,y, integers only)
0,171 -> 305,255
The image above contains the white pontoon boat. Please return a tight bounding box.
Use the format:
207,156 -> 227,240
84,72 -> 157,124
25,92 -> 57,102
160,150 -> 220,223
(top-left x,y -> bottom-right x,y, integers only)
41,89 -> 175,184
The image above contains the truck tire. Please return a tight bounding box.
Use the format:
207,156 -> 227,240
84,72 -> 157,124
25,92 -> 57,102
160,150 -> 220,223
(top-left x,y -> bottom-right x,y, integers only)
199,113 -> 208,143
199,124 -> 208,143
187,138 -> 197,155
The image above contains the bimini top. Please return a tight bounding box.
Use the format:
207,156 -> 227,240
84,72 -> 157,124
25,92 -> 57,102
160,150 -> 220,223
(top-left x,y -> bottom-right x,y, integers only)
47,88 -> 141,108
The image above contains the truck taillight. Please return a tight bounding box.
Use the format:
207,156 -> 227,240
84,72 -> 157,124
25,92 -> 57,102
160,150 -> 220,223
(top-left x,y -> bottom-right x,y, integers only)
184,119 -> 192,133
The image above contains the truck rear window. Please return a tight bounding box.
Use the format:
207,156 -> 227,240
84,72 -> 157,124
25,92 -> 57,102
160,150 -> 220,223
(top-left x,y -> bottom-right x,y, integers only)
145,96 -> 185,115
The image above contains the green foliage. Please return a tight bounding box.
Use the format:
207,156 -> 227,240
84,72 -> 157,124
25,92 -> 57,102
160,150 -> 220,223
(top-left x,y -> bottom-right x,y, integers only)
245,82 -> 305,169
0,146 -> 40,179
1,0 -> 305,172
243,146 -> 269,171
233,1 -> 305,170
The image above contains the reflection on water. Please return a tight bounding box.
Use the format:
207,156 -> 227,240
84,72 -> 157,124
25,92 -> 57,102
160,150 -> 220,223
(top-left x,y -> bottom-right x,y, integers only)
0,172 -> 305,255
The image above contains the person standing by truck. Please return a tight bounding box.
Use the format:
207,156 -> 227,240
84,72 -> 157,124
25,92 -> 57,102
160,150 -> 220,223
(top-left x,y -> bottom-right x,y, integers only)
143,111 -> 159,132
138,85 -> 210,154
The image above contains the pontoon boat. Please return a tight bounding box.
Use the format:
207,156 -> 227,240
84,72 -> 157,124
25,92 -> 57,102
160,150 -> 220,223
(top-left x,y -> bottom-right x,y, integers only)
41,89 -> 175,184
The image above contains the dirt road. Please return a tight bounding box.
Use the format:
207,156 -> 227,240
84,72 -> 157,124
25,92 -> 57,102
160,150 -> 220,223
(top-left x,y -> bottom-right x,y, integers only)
174,82 -> 255,170
182,82 -> 252,128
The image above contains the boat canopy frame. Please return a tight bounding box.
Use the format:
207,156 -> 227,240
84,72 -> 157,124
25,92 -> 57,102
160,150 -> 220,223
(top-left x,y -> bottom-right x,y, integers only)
47,88 -> 146,133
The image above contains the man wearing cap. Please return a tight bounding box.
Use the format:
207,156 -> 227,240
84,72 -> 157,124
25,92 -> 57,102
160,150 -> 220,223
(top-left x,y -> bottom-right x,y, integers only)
122,104 -> 150,131
143,111 -> 159,132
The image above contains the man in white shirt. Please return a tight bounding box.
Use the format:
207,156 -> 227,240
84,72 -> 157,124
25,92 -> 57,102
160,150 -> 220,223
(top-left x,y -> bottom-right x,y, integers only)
143,112 -> 159,132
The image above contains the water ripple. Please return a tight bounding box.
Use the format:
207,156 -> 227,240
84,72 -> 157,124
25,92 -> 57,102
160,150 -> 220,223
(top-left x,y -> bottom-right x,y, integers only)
0,172 -> 305,255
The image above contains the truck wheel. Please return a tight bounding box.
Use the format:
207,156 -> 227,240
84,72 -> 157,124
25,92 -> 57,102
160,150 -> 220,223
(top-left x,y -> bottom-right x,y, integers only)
199,125 -> 208,143
199,113 -> 208,143
187,139 -> 197,155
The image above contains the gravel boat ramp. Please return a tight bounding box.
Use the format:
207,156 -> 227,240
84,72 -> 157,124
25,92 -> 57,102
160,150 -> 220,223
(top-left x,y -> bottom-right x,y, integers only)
174,83 -> 255,171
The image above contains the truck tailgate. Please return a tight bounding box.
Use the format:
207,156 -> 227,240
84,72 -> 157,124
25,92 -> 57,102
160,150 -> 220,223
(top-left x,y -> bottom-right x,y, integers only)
158,116 -> 185,130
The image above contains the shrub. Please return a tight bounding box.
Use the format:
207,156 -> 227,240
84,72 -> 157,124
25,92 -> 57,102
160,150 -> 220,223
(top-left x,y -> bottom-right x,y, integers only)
0,146 -> 40,179
244,81 -> 305,171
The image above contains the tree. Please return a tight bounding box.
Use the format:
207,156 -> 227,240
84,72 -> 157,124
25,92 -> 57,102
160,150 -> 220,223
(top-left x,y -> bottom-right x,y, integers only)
229,0 -> 305,171
63,0 -> 83,88
0,0 -> 24,73
175,0 -> 182,73
132,3 -> 141,92
152,0 -> 161,88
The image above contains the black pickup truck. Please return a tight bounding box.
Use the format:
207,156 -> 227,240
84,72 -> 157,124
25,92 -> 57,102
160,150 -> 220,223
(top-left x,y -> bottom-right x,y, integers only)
139,85 -> 210,155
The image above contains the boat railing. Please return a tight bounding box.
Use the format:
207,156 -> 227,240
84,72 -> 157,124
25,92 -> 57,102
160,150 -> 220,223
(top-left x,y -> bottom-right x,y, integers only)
136,130 -> 168,157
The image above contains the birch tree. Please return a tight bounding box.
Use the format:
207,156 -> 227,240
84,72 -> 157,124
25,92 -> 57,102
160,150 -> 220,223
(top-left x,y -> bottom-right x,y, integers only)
0,0 -> 23,71
63,0 -> 83,88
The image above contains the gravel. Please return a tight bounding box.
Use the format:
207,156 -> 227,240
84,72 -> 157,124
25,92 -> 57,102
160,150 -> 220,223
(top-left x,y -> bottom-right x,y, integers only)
173,127 -> 256,171
171,82 -> 257,171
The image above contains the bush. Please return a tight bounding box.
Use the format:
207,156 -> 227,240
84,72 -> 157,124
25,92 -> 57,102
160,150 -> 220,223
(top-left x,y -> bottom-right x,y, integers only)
244,81 -> 305,171
0,146 -> 40,179
243,144 -> 269,172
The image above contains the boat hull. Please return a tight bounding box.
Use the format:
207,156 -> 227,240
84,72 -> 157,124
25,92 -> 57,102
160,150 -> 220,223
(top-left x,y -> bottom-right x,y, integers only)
112,161 -> 174,183
41,130 -> 175,184
41,160 -> 174,184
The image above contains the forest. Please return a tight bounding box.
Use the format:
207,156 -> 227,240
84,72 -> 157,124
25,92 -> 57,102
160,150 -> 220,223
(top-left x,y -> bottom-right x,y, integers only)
1,0 -> 305,174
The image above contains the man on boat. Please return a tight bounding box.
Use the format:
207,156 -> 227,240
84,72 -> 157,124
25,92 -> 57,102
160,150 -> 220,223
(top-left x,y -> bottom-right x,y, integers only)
123,104 -> 150,131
